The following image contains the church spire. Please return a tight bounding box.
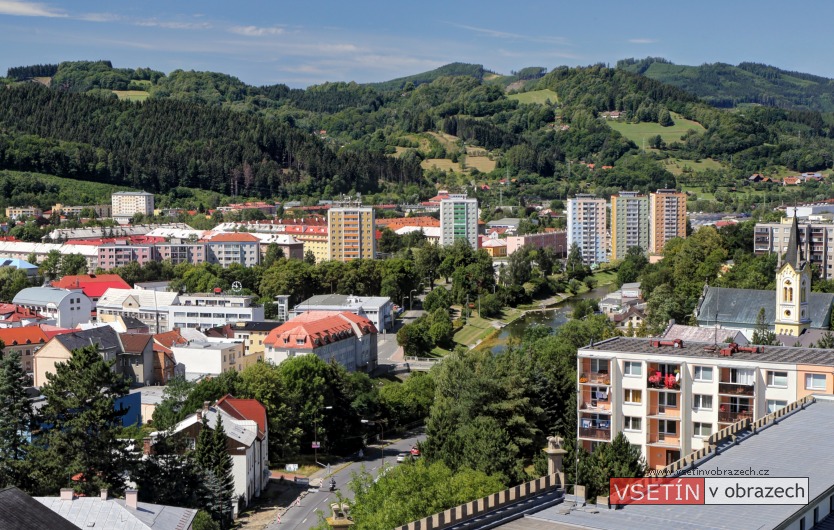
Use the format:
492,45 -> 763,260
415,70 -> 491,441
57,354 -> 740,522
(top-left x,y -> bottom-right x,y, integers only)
784,210 -> 802,268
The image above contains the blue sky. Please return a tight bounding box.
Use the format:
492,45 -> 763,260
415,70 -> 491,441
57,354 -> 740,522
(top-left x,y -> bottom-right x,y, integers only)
1,0 -> 832,88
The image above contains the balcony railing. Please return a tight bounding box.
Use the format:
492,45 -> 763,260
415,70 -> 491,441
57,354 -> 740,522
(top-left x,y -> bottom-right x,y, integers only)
647,373 -> 680,390
718,383 -> 755,396
647,433 -> 680,445
579,427 -> 610,440
579,372 -> 611,385
718,410 -> 753,423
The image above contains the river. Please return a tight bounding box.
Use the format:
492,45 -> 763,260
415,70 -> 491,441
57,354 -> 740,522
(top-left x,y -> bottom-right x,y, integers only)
489,283 -> 617,353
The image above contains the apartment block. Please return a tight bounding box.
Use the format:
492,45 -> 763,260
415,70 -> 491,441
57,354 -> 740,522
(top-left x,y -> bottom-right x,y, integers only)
611,191 -> 649,260
98,243 -> 156,270
52,203 -> 111,218
440,195 -> 479,248
170,293 -> 265,330
328,206 -> 376,261
204,233 -> 261,267
155,240 -> 207,266
112,191 -> 154,222
577,337 -> 834,470
505,231 -> 567,257
649,189 -> 687,254
567,194 -> 607,265
5,206 -> 43,219
754,218 -> 834,279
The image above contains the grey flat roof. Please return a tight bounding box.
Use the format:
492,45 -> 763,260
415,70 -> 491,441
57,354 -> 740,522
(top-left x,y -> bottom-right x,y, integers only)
296,294 -> 391,309
582,337 -> 834,367
521,398 -> 834,530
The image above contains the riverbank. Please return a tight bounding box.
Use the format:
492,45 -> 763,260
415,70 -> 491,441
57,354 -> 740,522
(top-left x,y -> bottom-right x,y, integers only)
453,267 -> 620,351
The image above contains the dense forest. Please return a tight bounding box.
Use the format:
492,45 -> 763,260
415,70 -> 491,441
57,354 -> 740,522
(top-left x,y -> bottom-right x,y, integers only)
617,57 -> 834,112
4,59 -> 834,204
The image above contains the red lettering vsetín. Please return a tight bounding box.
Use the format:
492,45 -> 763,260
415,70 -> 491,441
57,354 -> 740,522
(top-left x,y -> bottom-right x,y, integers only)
610,478 -> 705,505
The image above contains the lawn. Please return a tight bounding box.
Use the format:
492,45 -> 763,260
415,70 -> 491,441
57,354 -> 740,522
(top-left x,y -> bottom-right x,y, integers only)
453,315 -> 498,346
607,113 -> 705,148
465,155 -> 496,173
112,90 -> 150,102
508,89 -> 559,105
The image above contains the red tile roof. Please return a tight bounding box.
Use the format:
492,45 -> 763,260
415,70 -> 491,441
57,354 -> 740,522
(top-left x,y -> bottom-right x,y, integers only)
0,304 -> 45,323
216,394 -> 267,438
52,274 -> 131,298
0,326 -> 49,346
377,216 -> 440,229
118,333 -> 153,354
153,330 -> 187,354
205,232 -> 261,243
264,311 -> 376,349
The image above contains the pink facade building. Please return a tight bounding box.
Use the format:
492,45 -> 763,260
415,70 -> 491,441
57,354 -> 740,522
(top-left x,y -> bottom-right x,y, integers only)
505,230 -> 568,257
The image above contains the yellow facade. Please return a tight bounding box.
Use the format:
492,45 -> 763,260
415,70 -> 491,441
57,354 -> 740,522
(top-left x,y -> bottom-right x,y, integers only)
328,207 -> 376,262
774,262 -> 811,336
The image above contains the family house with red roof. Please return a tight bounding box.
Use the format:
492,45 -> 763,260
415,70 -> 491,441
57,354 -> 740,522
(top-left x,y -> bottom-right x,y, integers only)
0,303 -> 45,328
263,311 -> 377,372
51,274 -> 131,309
0,326 -> 49,374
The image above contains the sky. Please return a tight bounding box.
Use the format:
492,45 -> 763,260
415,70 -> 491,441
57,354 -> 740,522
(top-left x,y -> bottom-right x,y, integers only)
1,0 -> 833,88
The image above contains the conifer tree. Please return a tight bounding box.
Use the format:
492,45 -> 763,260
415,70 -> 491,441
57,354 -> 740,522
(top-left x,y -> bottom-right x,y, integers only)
0,346 -> 33,488
32,344 -> 130,496
195,414 -> 235,528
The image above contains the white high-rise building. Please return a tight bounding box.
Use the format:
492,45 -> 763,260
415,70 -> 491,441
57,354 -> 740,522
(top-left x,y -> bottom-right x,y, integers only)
440,195 -> 478,248
567,194 -> 607,265
112,191 -> 154,223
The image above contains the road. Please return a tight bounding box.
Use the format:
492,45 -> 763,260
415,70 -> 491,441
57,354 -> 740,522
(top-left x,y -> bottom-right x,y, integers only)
267,429 -> 426,529
377,308 -> 425,365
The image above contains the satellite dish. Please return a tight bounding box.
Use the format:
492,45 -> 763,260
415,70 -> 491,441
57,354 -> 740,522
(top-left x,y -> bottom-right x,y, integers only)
232,281 -> 242,292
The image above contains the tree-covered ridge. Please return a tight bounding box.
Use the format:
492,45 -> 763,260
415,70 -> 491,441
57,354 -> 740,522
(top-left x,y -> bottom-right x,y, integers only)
617,57 -> 834,112
6,63 -> 58,80
0,84 -> 421,197
367,62 -> 488,91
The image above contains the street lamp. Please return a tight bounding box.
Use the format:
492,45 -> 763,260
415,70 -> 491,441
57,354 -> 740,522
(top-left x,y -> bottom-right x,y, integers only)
361,419 -> 386,470
409,289 -> 418,311
313,406 -> 333,467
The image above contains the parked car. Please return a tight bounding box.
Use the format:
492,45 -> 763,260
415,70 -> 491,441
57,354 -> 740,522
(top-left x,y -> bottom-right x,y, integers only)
396,452 -> 409,463
410,446 -> 421,457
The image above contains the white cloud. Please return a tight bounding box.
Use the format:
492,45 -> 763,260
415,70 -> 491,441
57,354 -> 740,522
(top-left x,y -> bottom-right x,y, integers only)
0,0 -> 66,17
135,19 -> 212,30
628,38 -> 657,44
446,22 -> 569,45
77,12 -> 121,23
229,25 -> 285,37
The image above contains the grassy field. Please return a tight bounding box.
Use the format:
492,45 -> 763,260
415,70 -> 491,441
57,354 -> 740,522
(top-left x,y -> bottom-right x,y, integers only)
426,131 -> 461,151
465,155 -> 496,173
508,89 -> 559,105
607,113 -> 705,147
453,315 -> 498,346
113,90 -> 150,102
662,157 -> 725,175
421,158 -> 462,172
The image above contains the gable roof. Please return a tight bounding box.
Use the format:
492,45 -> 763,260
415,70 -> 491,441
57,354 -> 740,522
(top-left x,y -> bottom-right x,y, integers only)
51,274 -> 131,298
36,495 -> 196,530
97,288 -> 179,309
0,487 -> 78,530
52,326 -> 123,355
205,232 -> 260,243
216,394 -> 267,438
0,326 -> 49,347
166,406 -> 258,447
118,333 -> 153,354
696,286 -> 834,329
264,311 -> 376,349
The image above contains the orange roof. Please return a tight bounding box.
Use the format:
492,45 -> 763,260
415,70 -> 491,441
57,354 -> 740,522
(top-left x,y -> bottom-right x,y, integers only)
0,304 -> 44,322
216,394 -> 267,438
206,232 -> 261,243
154,330 -> 187,353
52,274 -> 131,298
264,311 -> 376,349
0,326 -> 49,346
377,216 -> 440,229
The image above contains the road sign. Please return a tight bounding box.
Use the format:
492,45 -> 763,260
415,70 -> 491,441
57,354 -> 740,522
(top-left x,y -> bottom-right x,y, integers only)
285,464 -> 299,472
312,441 -> 320,449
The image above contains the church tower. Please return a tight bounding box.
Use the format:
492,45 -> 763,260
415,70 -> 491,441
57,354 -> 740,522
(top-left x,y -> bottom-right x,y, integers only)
774,214 -> 811,336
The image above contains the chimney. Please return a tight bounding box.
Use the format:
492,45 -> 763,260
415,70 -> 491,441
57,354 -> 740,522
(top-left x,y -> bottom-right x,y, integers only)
196,409 -> 202,421
125,489 -> 138,509
100,489 -> 108,501
203,401 -> 210,412
142,437 -> 151,456
60,489 -> 74,501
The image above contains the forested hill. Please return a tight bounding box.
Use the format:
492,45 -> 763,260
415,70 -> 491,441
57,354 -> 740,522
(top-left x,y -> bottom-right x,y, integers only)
617,57 -> 834,112
0,83 -> 422,197
367,63 -> 488,91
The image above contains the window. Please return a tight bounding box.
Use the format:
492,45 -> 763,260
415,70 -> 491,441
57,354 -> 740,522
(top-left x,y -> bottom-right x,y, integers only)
694,366 -> 713,382
767,371 -> 788,388
623,416 -> 641,431
693,422 -> 712,438
624,361 -> 642,377
767,400 -> 787,414
806,373 -> 826,390
693,394 -> 713,411
590,358 -> 608,374
730,368 -> 755,385
624,389 -> 642,404
658,419 -> 677,435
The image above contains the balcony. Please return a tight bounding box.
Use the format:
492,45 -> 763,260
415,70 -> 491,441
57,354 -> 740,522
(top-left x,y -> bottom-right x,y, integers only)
647,433 -> 681,446
718,409 -> 753,423
578,426 -> 610,440
579,400 -> 612,414
579,372 -> 611,385
718,382 -> 754,396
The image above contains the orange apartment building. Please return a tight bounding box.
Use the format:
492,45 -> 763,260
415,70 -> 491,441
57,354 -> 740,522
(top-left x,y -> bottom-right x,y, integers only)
577,337 -> 834,470
328,206 -> 376,262
649,188 -> 687,254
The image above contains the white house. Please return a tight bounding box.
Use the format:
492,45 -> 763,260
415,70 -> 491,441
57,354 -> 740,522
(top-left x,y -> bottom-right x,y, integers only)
171,340 -> 243,380
12,287 -> 92,329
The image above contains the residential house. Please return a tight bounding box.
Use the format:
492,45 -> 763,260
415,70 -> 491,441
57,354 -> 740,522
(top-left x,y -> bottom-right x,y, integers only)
37,489 -> 196,530
291,294 -> 393,332
146,397 -> 269,516
0,303 -> 45,328
51,274 -> 131,309
263,311 -> 377,372
481,237 -> 508,258
0,486 -> 79,530
171,339 -> 244,380
0,326 -> 49,375
226,321 -> 282,367
118,333 -> 155,386
13,287 -> 92,329
5,206 -> 43,219
152,329 -> 187,383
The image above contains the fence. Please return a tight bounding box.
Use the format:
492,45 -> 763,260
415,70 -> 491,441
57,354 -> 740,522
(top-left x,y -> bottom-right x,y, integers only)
395,473 -> 562,530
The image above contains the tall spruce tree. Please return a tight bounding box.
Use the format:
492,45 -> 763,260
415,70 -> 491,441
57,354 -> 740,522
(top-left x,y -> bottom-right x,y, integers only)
33,344 -> 131,496
0,346 -> 33,488
195,414 -> 235,528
